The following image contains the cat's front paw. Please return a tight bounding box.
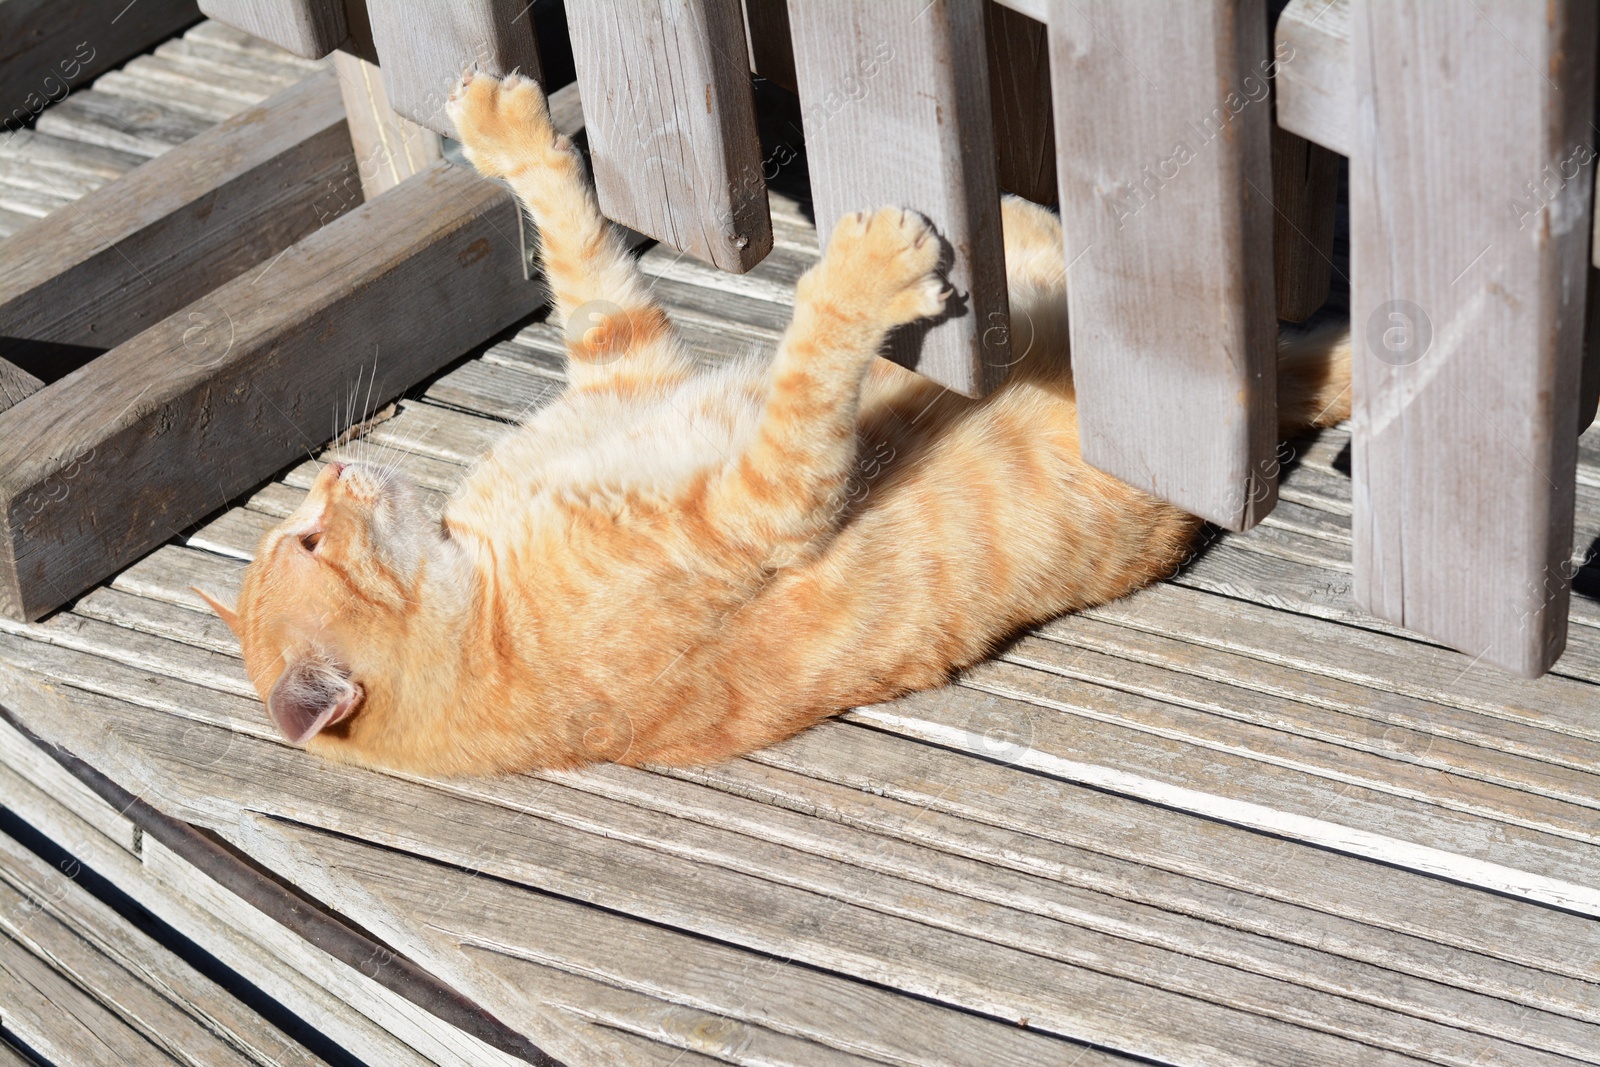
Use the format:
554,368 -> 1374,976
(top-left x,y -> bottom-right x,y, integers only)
821,208 -> 950,327
446,69 -> 560,179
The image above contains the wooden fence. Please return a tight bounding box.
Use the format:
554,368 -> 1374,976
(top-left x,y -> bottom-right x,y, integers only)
7,0 -> 1598,679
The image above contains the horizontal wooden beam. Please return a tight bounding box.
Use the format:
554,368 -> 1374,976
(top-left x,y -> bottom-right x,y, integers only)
1274,0 -> 1350,156
1,0 -> 200,125
0,159 -> 545,622
0,69 -> 357,362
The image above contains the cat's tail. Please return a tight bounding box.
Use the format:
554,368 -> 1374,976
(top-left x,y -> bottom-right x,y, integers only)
1277,321 -> 1352,435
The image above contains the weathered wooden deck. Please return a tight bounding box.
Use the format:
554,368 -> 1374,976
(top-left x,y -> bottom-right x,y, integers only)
4,20 -> 1600,1067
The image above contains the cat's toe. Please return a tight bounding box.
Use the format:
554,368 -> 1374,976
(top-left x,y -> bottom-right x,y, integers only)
446,69 -> 556,179
824,207 -> 948,325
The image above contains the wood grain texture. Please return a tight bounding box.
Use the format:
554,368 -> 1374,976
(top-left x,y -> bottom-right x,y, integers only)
0,70 -> 357,356
985,0 -> 1056,207
0,359 -> 42,416
1048,0 -> 1280,529
0,159 -> 544,622
789,0 -> 1011,397
741,0 -> 796,92
1270,125 -> 1337,321
0,730 -> 482,1067
566,0 -> 773,274
196,0 -> 345,59
1349,0 -> 1596,676
330,52 -> 442,200
0,830 -> 325,1066
363,0 -> 543,138
0,0 -> 199,123
1274,0 -> 1349,155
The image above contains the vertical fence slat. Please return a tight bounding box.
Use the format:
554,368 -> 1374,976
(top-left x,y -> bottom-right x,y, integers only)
363,0 -> 542,138
565,0 -> 772,274
787,0 -> 1011,398
985,1 -> 1056,207
197,0 -> 346,58
1270,125 -> 1338,322
742,0 -> 796,92
1048,0 -> 1279,530
1350,0 -> 1597,676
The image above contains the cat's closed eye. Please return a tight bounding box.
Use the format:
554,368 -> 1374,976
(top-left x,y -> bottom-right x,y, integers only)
300,531 -> 323,552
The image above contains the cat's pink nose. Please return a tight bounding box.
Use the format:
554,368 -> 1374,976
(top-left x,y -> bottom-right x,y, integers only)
325,461 -> 346,480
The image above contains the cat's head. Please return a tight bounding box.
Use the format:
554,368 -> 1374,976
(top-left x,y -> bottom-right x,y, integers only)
199,460 -> 447,748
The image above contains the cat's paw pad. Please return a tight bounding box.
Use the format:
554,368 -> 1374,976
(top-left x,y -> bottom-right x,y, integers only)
446,70 -> 557,179
824,208 -> 949,326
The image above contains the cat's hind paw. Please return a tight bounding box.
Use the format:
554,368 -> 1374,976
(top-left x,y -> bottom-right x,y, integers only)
446,70 -> 559,179
820,208 -> 950,328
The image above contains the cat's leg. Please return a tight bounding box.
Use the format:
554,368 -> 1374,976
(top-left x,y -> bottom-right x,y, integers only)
445,71 -> 693,393
709,208 -> 947,559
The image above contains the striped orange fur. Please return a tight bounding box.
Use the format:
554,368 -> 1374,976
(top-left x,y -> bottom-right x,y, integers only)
202,72 -> 1352,776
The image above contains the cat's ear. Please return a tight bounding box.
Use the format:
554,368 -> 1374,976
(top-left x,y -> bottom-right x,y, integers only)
192,586 -> 239,634
267,654 -> 363,745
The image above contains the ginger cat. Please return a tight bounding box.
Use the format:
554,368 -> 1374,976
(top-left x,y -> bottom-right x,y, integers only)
200,71 -> 1351,777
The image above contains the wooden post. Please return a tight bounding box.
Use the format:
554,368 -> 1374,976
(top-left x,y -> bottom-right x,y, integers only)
330,52 -> 442,200
0,160 -> 546,622
1349,0 -> 1597,676
565,0 -> 772,275
742,0 -> 796,92
1048,0 -> 1279,529
0,71 -> 357,363
788,0 -> 1012,398
361,0 -> 542,138
985,0 -> 1056,207
1270,125 -> 1338,322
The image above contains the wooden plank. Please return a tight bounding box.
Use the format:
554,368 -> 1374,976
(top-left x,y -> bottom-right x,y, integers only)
1270,125 -> 1338,321
288,818 -> 1126,1067
741,0 -> 795,92
0,832 -> 320,1066
0,929 -> 181,1065
1350,1 -> 1596,676
0,749 -> 487,1067
984,0 -> 1056,207
330,52 -> 442,200
788,0 -> 1010,397
31,89 -> 213,157
46,579 -> 1600,1061
746,722 -> 1600,992
0,158 -> 544,621
565,0 -> 772,274
25,563 -> 1600,1030
1274,0 -> 1350,155
0,675 -> 1453,1067
0,0 -> 199,123
363,0 -> 543,138
1048,0 -> 1279,529
0,70 -> 357,362
196,0 -> 346,59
